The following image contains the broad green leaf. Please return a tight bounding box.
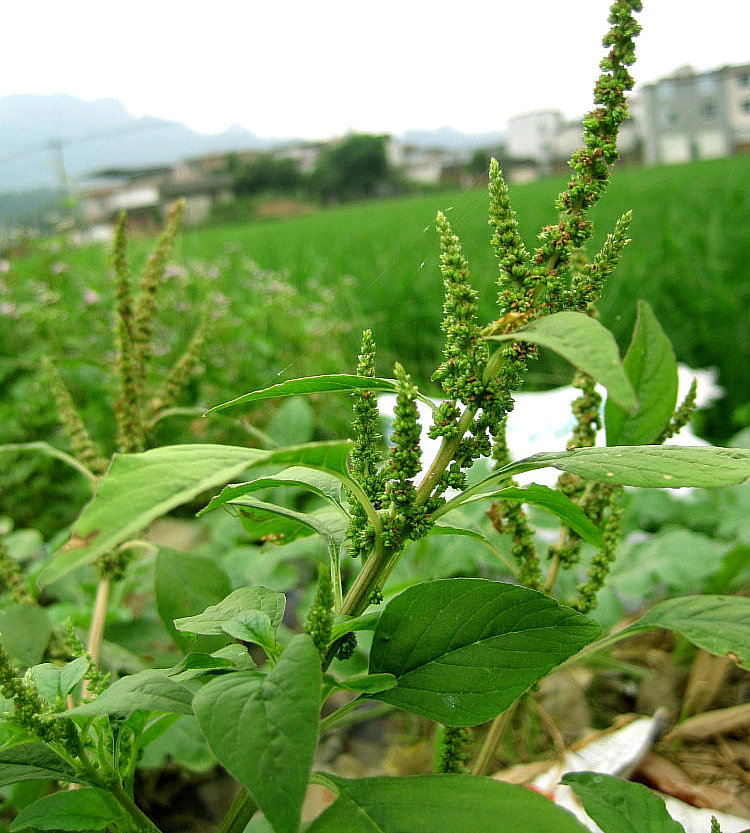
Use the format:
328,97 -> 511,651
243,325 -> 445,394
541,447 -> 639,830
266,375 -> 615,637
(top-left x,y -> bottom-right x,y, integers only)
9,786 -> 124,831
323,672 -> 397,695
207,374 -> 437,414
330,611 -> 381,642
307,774 -> 591,833
36,440 -> 352,587
200,466 -> 344,516
626,595 -> 750,669
267,396 -> 315,445
428,522 -> 518,575
222,610 -> 277,656
461,446 -> 750,496
155,547 -> 232,654
486,312 -> 636,412
605,300 -> 679,446
31,656 -> 88,703
61,670 -> 194,717
0,742 -> 80,788
440,484 -> 603,549
0,604 -> 52,666
561,772 -> 685,833
369,579 -> 600,726
174,586 -> 285,637
193,633 -> 321,833
164,652 -> 239,683
236,500 -> 348,549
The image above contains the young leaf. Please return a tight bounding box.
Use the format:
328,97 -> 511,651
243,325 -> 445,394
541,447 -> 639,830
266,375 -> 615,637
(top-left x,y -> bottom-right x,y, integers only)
173,586 -> 285,637
369,579 -> 600,726
60,670 -> 194,717
155,547 -> 233,654
222,610 -> 278,656
438,483 -> 603,549
165,652 -> 239,682
31,656 -> 89,703
0,604 -> 52,666
605,300 -> 679,446
9,787 -> 124,832
193,633 -> 321,833
236,500 -> 349,550
206,374 -> 437,414
486,312 -> 636,412
462,446 -> 750,496
561,772 -> 686,833
0,742 -> 80,788
36,440 -> 352,587
626,595 -> 750,668
322,672 -> 397,695
199,466 -> 344,516
307,774 -> 591,833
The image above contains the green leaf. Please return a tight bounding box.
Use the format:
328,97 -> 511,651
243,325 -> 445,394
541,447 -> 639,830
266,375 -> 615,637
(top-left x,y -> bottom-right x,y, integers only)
199,466 -> 344,516
0,604 -> 52,666
323,672 -> 397,695
174,586 -> 285,637
463,446 -> 750,495
626,595 -> 750,669
307,774 -> 591,833
155,547 -> 233,654
330,612 -> 381,642
605,300 -> 679,446
222,610 -> 277,656
31,656 -> 89,703
236,500 -> 349,549
193,633 -> 321,833
9,786 -> 124,831
440,484 -> 602,549
36,440 -> 352,587
165,652 -> 239,682
61,670 -> 194,716
206,374 -> 437,414
486,312 -> 636,412
561,772 -> 686,833
267,397 -> 315,445
369,579 -> 600,726
0,742 -> 80,788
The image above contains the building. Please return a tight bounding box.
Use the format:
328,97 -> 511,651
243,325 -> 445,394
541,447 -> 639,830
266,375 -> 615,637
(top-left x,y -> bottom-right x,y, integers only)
639,63 -> 750,165
506,110 -> 564,172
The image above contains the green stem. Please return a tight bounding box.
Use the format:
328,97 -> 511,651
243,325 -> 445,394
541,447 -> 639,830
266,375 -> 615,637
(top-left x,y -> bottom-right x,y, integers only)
415,405 -> 478,506
216,788 -> 258,833
109,778 -> 164,833
472,700 -> 518,776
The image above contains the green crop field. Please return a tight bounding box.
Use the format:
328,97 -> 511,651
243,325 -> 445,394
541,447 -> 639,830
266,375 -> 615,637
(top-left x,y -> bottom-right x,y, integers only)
177,154 -> 750,438
3,154 -> 750,531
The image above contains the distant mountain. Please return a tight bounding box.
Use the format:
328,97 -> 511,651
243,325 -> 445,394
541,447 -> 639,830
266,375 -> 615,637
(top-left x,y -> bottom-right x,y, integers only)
398,126 -> 505,152
0,94 -> 280,192
0,95 -> 506,195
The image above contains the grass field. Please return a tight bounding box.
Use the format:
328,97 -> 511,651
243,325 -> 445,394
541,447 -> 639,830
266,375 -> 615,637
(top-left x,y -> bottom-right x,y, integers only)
3,154 -> 750,531
175,154 -> 750,439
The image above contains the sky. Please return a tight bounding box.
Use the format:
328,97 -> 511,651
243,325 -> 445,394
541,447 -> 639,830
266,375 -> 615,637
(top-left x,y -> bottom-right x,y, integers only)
2,0 -> 749,140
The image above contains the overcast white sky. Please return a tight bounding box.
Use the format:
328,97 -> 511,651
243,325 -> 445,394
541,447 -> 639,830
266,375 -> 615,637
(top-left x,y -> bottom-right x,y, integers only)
2,0 -> 749,139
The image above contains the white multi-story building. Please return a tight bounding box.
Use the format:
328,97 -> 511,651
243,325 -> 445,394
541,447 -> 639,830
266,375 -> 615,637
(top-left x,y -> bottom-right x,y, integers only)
639,63 -> 750,165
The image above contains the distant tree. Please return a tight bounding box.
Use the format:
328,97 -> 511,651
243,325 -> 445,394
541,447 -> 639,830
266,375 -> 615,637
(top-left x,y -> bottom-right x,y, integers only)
311,133 -> 391,202
232,154 -> 304,196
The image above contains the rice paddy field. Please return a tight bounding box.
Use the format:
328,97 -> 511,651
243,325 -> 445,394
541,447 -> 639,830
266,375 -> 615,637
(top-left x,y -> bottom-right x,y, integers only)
2,154 -> 750,530
177,153 -> 750,438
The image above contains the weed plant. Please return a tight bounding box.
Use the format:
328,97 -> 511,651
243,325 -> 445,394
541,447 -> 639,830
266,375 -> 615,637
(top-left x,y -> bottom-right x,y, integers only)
1,3 -> 750,832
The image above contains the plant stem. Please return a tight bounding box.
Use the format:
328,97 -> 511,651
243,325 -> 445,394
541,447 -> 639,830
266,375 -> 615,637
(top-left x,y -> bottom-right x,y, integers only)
109,778 -> 165,833
83,576 -> 110,699
415,405 -> 477,506
216,788 -> 258,833
472,701 -> 518,776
